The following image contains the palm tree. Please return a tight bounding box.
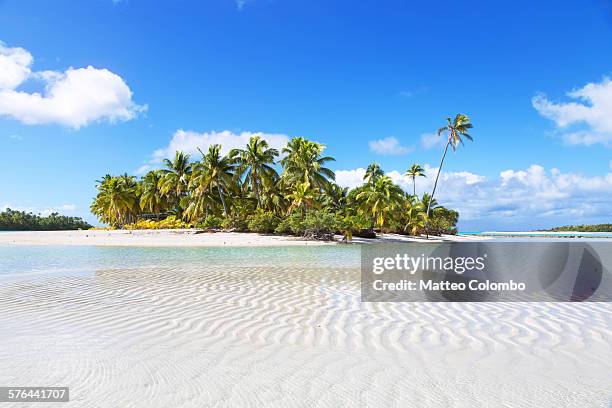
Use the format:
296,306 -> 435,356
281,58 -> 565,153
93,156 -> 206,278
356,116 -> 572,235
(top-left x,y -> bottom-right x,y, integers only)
139,170 -> 168,215
229,135 -> 279,207
403,196 -> 426,236
405,163 -> 426,196
420,192 -> 438,215
281,137 -> 336,191
91,174 -> 139,227
426,114 -> 473,235
356,176 -> 404,229
159,151 -> 192,211
364,163 -> 384,184
191,145 -> 236,217
287,182 -> 318,214
321,183 -> 349,212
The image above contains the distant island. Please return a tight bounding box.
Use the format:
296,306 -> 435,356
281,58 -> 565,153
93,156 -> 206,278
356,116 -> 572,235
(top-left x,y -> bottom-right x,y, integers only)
541,224 -> 612,233
0,208 -> 92,231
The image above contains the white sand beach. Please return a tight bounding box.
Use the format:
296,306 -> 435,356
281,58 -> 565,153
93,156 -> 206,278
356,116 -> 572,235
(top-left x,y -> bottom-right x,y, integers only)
0,229 -> 480,247
0,250 -> 610,408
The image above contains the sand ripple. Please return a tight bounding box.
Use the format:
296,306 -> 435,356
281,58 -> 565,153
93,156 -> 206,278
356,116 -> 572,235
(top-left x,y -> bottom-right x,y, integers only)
0,265 -> 611,407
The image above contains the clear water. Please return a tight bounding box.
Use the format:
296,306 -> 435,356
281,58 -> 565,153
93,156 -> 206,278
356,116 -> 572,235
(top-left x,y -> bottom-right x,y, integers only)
462,231 -> 612,238
0,245 -> 361,278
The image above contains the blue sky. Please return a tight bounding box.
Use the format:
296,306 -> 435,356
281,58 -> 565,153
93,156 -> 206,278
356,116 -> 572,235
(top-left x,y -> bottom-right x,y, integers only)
1,0 -> 612,230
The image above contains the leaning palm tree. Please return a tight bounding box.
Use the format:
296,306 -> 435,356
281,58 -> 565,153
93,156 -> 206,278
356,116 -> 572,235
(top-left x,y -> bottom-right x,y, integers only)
405,163 -> 426,196
229,135 -> 279,208
426,114 -> 473,235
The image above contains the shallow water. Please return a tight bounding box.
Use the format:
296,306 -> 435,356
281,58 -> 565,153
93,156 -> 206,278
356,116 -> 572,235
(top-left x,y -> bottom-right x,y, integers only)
0,245 -> 361,278
0,245 -> 610,407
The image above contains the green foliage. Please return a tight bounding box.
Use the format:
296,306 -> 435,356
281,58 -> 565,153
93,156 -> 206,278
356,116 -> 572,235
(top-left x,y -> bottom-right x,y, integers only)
247,210 -> 280,233
275,212 -> 306,235
196,215 -> 223,229
274,210 -> 338,240
0,208 -> 91,231
90,134 -> 461,238
221,215 -> 249,232
427,207 -> 459,235
302,210 -> 338,238
544,224 -> 612,232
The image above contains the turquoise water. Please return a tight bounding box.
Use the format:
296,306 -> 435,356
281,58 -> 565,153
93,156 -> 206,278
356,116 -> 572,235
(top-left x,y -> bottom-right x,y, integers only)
0,245 -> 361,278
461,231 -> 612,238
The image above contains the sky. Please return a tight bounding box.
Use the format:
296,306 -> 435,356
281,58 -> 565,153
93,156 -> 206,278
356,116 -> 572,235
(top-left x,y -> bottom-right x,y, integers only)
1,0 -> 612,231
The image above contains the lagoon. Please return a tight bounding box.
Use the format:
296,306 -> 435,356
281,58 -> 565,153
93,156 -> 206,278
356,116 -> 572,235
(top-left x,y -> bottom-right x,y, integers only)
0,245 -> 610,407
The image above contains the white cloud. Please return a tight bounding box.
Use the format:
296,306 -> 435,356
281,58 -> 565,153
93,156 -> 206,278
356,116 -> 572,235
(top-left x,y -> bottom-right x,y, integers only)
368,136 -> 413,155
335,163 -> 612,230
420,132 -> 445,150
136,129 -> 290,173
152,130 -> 289,162
0,43 -> 32,90
0,41 -> 145,129
134,164 -> 153,175
335,168 -> 367,189
533,77 -> 612,146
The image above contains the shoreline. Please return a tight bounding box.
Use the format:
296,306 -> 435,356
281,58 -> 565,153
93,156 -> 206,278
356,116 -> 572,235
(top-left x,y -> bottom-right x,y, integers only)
0,229 -> 478,247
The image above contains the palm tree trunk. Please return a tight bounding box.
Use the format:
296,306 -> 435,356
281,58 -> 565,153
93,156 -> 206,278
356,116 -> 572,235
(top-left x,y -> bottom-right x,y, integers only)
426,139 -> 451,239
252,171 -> 260,208
413,176 -> 416,196
217,185 -> 228,216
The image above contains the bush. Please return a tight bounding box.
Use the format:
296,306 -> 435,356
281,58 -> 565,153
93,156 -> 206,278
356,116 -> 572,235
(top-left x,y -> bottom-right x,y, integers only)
275,210 -> 338,240
428,207 -> 459,235
195,215 -> 223,229
275,212 -> 305,235
125,216 -> 191,230
303,211 -> 338,240
337,214 -> 371,241
221,214 -> 249,231
247,211 -> 280,233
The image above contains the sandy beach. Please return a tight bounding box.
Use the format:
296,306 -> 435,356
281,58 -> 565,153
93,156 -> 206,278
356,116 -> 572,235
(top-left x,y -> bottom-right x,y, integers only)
0,229 -> 480,247
0,244 -> 610,407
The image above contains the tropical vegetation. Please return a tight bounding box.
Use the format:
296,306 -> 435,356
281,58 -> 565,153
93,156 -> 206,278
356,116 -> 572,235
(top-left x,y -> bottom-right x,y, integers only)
0,208 -> 91,231
91,130 -> 466,240
542,224 -> 612,233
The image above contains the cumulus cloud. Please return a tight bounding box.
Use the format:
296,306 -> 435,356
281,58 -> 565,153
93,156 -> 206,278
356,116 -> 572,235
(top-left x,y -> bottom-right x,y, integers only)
533,77 -> 612,146
368,136 -> 413,155
335,163 -> 612,230
420,132 -> 445,150
335,168 -> 367,189
0,41 -> 145,129
152,130 -> 289,162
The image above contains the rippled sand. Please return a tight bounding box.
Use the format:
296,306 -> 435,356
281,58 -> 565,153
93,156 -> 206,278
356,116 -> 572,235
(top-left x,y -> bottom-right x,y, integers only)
0,264 -> 611,407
